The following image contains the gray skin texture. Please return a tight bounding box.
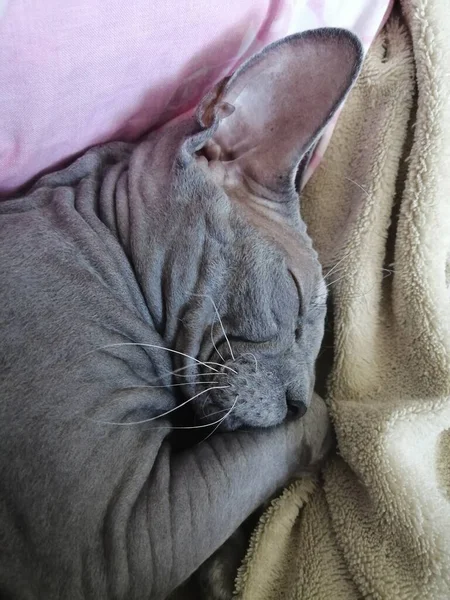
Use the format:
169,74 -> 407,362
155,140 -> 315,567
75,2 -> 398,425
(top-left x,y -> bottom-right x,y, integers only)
0,29 -> 362,600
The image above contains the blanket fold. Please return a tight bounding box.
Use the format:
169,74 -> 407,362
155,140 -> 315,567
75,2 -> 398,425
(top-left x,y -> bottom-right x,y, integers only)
235,0 -> 450,597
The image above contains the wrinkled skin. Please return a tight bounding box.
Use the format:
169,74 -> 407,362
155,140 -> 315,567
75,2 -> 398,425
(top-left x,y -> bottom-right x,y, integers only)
0,29 -> 362,600
145,116 -> 328,431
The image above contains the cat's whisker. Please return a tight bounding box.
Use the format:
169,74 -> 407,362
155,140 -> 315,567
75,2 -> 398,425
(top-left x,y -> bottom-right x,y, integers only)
199,394 -> 240,444
345,175 -> 370,198
142,364 -> 229,385
211,327 -> 225,363
324,255 -> 347,279
170,371 -> 228,379
139,364 -> 197,383
159,364 -> 228,380
200,406 -> 229,419
205,361 -> 238,375
138,401 -> 239,431
158,354 -> 236,377
153,364 -> 229,381
324,265 -> 346,281
315,292 -> 329,304
325,272 -> 349,288
201,393 -> 212,417
79,343 -> 219,373
238,352 -> 258,373
191,293 -> 236,362
129,381 -> 218,389
201,300 -> 225,363
331,270 -> 393,301
89,385 -> 231,426
324,265 -> 394,293
164,364 -> 197,377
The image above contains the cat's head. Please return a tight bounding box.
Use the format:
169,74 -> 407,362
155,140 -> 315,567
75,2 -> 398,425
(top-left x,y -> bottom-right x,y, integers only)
142,29 -> 363,431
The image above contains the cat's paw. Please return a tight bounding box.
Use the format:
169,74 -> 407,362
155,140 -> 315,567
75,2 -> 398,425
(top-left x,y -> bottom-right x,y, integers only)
288,392 -> 335,478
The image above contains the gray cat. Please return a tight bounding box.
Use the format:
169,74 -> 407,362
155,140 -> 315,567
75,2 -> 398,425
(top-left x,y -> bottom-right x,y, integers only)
0,29 -> 362,599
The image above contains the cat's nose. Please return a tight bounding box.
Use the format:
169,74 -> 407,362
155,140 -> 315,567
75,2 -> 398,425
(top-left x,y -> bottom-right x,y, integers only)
286,382 -> 311,418
285,371 -> 315,419
286,399 -> 307,419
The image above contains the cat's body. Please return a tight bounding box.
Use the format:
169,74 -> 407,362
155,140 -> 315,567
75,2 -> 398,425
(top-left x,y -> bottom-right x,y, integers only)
0,30 -> 362,599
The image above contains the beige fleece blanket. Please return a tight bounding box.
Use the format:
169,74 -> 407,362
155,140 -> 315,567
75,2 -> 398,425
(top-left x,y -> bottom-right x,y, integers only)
235,1 -> 450,598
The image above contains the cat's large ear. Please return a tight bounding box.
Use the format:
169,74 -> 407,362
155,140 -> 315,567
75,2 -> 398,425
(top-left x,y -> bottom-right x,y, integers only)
195,28 -> 363,195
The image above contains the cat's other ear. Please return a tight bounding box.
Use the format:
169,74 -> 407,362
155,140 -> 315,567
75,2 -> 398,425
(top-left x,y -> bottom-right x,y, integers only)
196,28 -> 363,196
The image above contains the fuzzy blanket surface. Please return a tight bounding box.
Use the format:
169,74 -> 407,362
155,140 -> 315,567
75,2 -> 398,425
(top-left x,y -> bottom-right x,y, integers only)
235,0 -> 450,598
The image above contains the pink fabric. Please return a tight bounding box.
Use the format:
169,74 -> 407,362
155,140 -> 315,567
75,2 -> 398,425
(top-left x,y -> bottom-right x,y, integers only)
0,0 -> 392,195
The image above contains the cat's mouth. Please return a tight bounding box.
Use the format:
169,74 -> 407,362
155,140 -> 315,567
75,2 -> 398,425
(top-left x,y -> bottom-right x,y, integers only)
188,355 -> 290,432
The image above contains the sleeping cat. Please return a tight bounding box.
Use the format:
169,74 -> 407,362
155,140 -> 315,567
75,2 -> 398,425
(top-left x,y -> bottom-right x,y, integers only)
0,29 -> 362,599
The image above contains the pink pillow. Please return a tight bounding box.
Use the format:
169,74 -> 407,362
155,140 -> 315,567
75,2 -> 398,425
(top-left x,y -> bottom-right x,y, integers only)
0,0 -> 392,195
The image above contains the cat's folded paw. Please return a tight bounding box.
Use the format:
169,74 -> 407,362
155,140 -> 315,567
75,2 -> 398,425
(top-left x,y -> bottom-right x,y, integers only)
289,392 -> 335,478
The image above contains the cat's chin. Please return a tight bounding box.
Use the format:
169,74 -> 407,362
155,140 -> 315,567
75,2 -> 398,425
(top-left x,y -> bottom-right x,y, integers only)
197,398 -> 288,433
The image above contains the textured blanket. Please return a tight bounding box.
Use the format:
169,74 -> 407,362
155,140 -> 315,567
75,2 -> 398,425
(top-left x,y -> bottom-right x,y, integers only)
235,0 -> 450,598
